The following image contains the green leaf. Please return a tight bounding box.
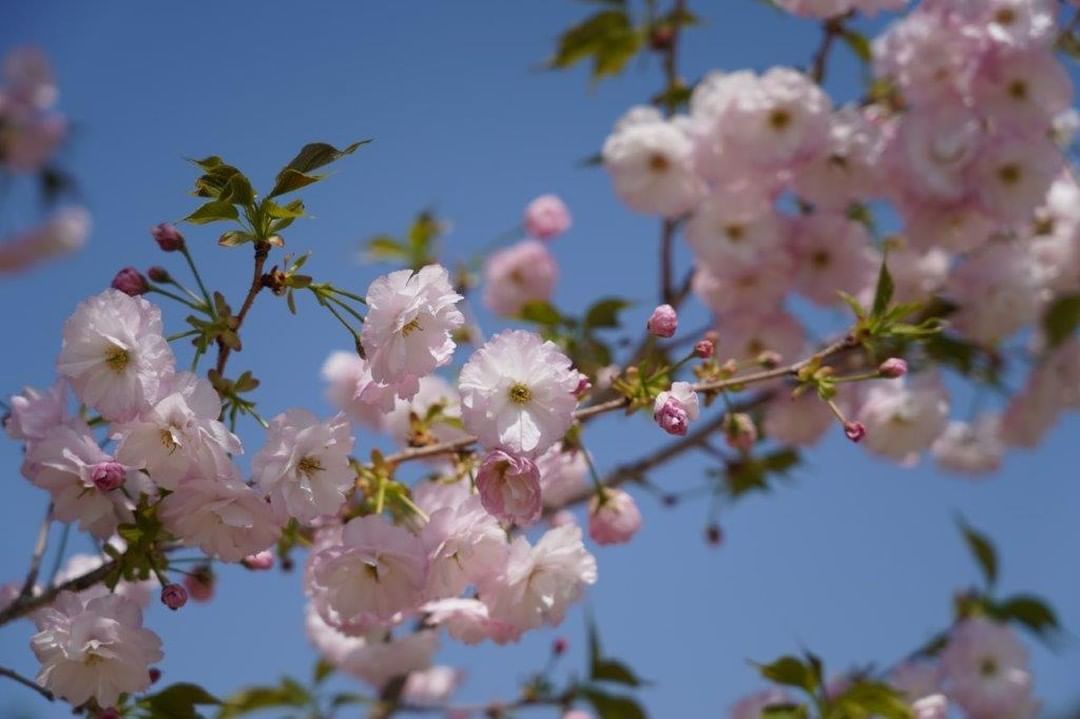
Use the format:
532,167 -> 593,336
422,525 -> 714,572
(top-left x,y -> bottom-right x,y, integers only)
217,678 -> 310,718
549,9 -> 643,80
592,658 -> 645,687
841,29 -> 872,62
185,200 -> 240,225
837,291 -> 867,321
870,255 -> 894,321
366,234 -> 409,262
138,683 -> 220,719
581,686 -> 647,719
585,297 -> 631,329
264,198 -> 305,219
756,656 -> 816,692
192,164 -> 245,199
218,231 -> 254,248
831,680 -> 912,719
958,517 -> 998,587
519,300 -> 562,326
280,140 -> 370,176
268,168 -> 323,198
219,173 -> 255,207
762,703 -> 810,719
1041,294 -> 1080,349
189,155 -> 225,171
992,595 -> 1059,637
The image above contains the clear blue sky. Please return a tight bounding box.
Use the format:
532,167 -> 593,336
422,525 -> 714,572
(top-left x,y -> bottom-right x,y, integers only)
2,2 -> 1078,717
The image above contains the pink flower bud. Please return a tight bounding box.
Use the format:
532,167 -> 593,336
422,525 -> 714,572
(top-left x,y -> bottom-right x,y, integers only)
149,668 -> 162,684
573,374 -> 593,398
152,223 -> 185,252
705,523 -> 724,547
98,709 -> 121,719
241,550 -> 274,571
184,568 -> 214,602
844,420 -> 866,443
147,265 -> 171,283
160,583 -> 188,610
646,304 -> 678,338
653,382 -> 699,436
654,400 -> 689,435
879,357 -> 908,378
110,267 -> 148,296
90,461 -> 125,492
476,450 -> 542,525
694,339 -> 714,359
523,194 -> 572,240
758,350 -> 782,369
588,488 -> 643,546
553,637 -> 568,655
724,413 -> 758,451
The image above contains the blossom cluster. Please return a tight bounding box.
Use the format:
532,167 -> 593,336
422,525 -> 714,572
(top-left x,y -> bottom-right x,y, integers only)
599,0 -> 1080,473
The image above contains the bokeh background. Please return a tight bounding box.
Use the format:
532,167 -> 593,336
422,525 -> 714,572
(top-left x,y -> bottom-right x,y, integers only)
1,2 -> 1078,717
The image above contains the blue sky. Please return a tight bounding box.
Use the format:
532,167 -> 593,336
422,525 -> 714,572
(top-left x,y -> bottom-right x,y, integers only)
1,1 -> 1079,717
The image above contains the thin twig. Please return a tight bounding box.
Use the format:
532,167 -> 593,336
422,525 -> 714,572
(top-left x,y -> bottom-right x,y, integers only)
215,241 -> 270,375
0,560 -> 115,627
17,503 -> 52,602
809,16 -> 845,84
0,665 -> 53,702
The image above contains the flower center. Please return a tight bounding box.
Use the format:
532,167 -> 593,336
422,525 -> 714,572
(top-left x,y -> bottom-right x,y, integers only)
104,345 -> 130,373
1007,79 -> 1028,100
363,561 -> 380,581
298,456 -> 324,477
159,429 -> 178,453
993,7 -> 1016,26
998,163 -> 1022,186
508,383 -> 532,404
811,250 -> 831,268
401,318 -> 422,336
979,657 -> 998,677
768,108 -> 792,131
648,153 -> 670,173
724,224 -> 745,242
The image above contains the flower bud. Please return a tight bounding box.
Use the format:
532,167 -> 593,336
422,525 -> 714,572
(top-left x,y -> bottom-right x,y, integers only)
694,339 -> 714,359
573,374 -> 592,398
152,223 -> 185,252
654,399 -> 689,436
662,493 -> 678,507
705,523 -> 724,547
160,583 -> 188,610
646,304 -> 678,338
649,25 -> 675,51
184,566 -> 214,602
844,420 -> 866,443
476,450 -> 542,525
757,350 -> 782,369
879,357 -> 908,379
97,709 -> 121,719
149,667 -> 162,684
588,488 -> 643,546
552,637 -> 568,655
724,413 -> 758,451
523,194 -> 572,240
111,267 -> 148,296
241,550 -> 274,571
147,265 -> 171,283
90,461 -> 125,492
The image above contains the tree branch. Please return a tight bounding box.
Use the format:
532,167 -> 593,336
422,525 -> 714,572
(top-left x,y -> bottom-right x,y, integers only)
0,665 -> 53,702
0,560 -> 116,627
16,503 -> 52,603
215,240 -> 270,376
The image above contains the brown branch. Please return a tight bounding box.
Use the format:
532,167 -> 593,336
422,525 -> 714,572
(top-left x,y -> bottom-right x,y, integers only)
809,16 -> 846,84
381,334 -> 857,467
0,560 -> 116,627
215,240 -> 270,376
660,219 -> 677,306
0,665 -> 53,702
17,503 -> 53,603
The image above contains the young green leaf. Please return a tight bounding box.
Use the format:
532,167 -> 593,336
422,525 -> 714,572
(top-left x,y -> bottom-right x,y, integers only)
957,517 -> 998,587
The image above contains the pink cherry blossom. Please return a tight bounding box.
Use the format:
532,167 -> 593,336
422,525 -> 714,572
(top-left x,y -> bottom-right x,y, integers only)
31,592 -> 162,708
57,289 -> 174,422
730,689 -> 792,719
684,185 -> 784,271
402,665 -> 464,707
4,380 -> 67,443
713,308 -> 807,364
941,618 -> 1033,719
857,374 -> 950,464
481,524 -> 597,633
22,424 -> 146,539
158,474 -> 280,562
422,597 -> 521,645
536,443 -> 590,508
932,414 -> 1004,475
602,106 -> 704,217
971,134 -> 1061,226
790,213 -> 879,307
793,107 -> 885,211
483,239 -> 558,317
309,514 -> 428,624
421,495 -> 509,600
524,194 -> 572,240
113,373 -> 241,491
654,381 -> 700,436
588,488 -> 642,546
948,241 -> 1046,346
252,409 -> 354,524
646,303 -> 678,338
459,330 -> 579,457
475,450 -> 543,525
340,630 -> 439,690
360,264 -> 464,388
0,207 -> 89,274
321,350 -> 415,427
691,250 -> 794,315
763,391 -> 834,447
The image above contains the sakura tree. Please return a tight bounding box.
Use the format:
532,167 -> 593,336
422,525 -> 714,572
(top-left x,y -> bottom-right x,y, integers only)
1,1 -> 1079,718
